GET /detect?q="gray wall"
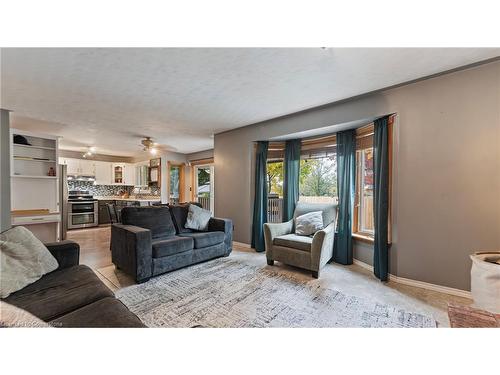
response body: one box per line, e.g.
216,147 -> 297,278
214,60 -> 500,291
1,109 -> 11,231
187,149 -> 214,161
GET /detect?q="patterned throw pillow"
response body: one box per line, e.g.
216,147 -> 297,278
185,204 -> 212,231
295,211 -> 324,236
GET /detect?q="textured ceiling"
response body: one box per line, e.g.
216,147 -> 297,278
1,48 -> 499,156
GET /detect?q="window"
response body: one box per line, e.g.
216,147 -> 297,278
266,160 -> 284,222
353,115 -> 393,242
299,155 -> 337,204
168,162 -> 185,205
262,116 -> 393,233
355,146 -> 374,235
169,166 -> 180,204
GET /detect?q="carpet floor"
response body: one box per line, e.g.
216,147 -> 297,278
116,257 -> 437,328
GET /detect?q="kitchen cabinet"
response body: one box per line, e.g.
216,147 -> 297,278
124,163 -> 136,186
94,161 -> 112,185
61,158 -> 80,175
98,200 -> 114,225
112,163 -> 125,184
135,164 -> 149,187
60,157 -> 95,175
79,159 -> 95,175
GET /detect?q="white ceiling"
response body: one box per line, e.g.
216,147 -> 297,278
1,48 -> 498,156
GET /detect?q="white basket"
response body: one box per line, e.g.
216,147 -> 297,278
470,251 -> 500,313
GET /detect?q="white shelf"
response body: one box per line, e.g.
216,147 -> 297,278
13,144 -> 56,151
13,157 -> 57,163
11,175 -> 58,179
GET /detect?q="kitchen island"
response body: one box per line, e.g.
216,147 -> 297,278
95,196 -> 162,225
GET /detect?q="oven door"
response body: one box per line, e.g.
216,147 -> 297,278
69,213 -> 96,228
68,202 -> 98,228
69,202 -> 96,214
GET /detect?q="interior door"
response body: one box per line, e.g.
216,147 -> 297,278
193,164 -> 214,212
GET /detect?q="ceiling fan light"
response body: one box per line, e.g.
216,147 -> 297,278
150,147 -> 157,155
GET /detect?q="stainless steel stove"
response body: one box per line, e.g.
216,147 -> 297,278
67,190 -> 98,229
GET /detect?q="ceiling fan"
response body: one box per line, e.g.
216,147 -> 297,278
141,137 -> 159,155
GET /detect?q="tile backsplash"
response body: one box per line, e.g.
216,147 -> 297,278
67,180 -> 160,197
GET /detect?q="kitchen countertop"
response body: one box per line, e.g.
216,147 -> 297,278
95,196 -> 161,202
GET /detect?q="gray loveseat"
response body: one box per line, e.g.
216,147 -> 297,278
111,205 -> 233,283
264,202 -> 337,278
3,240 -> 145,327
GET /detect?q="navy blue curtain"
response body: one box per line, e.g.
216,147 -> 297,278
334,130 -> 356,265
373,116 -> 390,281
251,141 -> 269,252
282,139 -> 301,222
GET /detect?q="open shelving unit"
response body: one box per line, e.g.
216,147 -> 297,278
10,129 -> 61,242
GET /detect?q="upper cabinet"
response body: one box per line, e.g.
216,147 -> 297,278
124,163 -> 136,186
112,163 -> 125,184
60,158 -> 95,176
135,164 -> 149,187
94,161 -> 112,185
59,157 -> 139,186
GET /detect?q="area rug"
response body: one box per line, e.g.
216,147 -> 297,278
116,258 -> 437,328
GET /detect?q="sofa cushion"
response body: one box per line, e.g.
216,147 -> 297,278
0,301 -> 51,328
169,204 -> 193,234
121,206 -> 176,239
3,265 -> 113,321
178,231 -> 225,249
274,234 -> 313,252
152,236 -> 193,258
51,297 -> 145,328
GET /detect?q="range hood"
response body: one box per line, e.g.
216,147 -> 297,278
67,175 -> 96,182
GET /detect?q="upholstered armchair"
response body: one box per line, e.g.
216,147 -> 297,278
264,202 -> 337,278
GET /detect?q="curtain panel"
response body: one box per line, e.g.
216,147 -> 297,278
282,139 -> 301,222
335,129 -> 356,265
251,141 -> 269,252
373,116 -> 390,281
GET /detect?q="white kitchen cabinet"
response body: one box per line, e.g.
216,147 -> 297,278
112,163 -> 125,184
79,159 -> 95,175
124,163 -> 136,186
94,161 -> 112,185
135,164 -> 149,187
60,157 -> 95,175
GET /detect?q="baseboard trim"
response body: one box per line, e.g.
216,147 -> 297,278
233,241 -> 252,249
231,244 -> 471,299
352,259 -> 471,299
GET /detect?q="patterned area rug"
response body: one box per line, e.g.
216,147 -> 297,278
116,258 -> 437,328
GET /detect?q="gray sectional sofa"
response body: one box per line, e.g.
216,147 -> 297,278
111,205 -> 233,283
3,240 -> 144,327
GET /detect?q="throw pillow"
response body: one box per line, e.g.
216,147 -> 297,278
0,301 -> 51,328
0,226 -> 59,298
185,204 -> 212,231
295,211 -> 324,236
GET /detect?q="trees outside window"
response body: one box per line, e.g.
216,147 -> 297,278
299,157 -> 337,199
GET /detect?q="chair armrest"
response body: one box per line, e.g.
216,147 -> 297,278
208,217 -> 233,255
311,222 -> 336,271
263,220 -> 293,258
111,224 -> 152,282
44,240 -> 80,270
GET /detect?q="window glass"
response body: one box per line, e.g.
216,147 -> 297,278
299,155 -> 338,204
358,147 -> 374,234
